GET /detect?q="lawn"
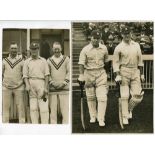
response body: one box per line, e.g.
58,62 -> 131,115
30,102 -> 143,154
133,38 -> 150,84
72,90 -> 153,133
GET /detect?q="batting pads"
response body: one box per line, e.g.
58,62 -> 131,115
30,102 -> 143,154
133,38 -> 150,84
128,91 -> 144,111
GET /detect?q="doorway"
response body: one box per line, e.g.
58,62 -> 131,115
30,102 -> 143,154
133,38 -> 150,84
40,34 -> 62,59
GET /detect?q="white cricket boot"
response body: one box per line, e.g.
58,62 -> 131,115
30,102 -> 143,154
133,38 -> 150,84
90,117 -> 96,123
123,117 -> 129,125
99,121 -> 105,127
128,111 -> 132,119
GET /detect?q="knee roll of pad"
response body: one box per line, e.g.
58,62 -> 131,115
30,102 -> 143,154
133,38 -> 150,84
87,96 -> 96,101
97,96 -> 107,102
30,106 -> 38,111
85,78 -> 95,88
30,109 -> 38,113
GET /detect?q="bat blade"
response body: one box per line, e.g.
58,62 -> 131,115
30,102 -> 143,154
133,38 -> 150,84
81,98 -> 86,130
118,98 -> 124,129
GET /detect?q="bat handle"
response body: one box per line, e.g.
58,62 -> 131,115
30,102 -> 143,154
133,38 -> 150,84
80,88 -> 84,98
77,79 -> 85,97
115,83 -> 121,98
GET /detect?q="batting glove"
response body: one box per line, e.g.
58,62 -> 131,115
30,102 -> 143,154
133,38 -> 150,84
115,75 -> 122,85
141,75 -> 145,82
77,74 -> 85,88
78,74 -> 85,82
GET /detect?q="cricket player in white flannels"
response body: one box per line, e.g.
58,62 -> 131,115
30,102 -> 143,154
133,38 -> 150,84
23,42 -> 49,124
78,30 -> 109,127
113,26 -> 145,125
2,42 -> 25,123
47,42 -> 70,124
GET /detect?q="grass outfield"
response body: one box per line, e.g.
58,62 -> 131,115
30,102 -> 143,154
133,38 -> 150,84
72,90 -> 153,133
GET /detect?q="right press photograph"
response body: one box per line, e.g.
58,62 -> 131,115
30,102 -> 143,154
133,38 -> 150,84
72,21 -> 153,133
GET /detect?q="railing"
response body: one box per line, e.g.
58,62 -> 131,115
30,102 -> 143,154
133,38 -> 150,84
142,55 -> 153,89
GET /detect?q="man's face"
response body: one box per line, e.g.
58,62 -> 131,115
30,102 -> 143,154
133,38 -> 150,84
91,36 -> 100,47
10,44 -> 18,57
30,48 -> 39,58
122,32 -> 131,43
53,44 -> 62,58
109,40 -> 113,44
104,27 -> 109,32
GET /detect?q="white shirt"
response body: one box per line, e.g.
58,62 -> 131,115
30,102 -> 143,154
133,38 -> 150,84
78,43 -> 109,70
113,40 -> 144,72
23,56 -> 49,79
3,55 -> 24,89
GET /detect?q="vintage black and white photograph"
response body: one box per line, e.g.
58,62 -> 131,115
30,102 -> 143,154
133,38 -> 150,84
1,28 -> 70,125
72,21 -> 153,133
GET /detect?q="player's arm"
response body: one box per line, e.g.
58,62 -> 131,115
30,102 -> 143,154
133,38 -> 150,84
113,46 -> 120,74
104,46 -> 110,75
63,57 -> 70,85
79,64 -> 84,74
2,59 -> 5,80
23,60 -> 31,91
113,46 -> 122,84
137,43 -> 145,82
44,75 -> 49,93
44,60 -> 50,93
78,48 -> 86,81
56,57 -> 70,89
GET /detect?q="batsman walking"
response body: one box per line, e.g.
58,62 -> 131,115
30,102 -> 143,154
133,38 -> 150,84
78,30 -> 109,127
113,26 -> 145,125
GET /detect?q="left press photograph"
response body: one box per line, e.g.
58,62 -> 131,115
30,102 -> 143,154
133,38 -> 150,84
1,28 -> 70,125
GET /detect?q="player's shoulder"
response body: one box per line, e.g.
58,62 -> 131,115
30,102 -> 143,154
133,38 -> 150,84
47,56 -> 52,61
23,57 -> 31,65
81,43 -> 92,51
131,40 -> 140,47
3,57 -> 8,65
25,57 -> 31,62
99,43 -> 107,50
39,56 -> 47,62
117,41 -> 124,47
114,41 -> 123,50
63,55 -> 69,59
3,56 -> 9,61
64,55 -> 70,63
22,58 -> 29,66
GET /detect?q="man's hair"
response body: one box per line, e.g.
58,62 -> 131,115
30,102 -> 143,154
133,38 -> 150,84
52,41 -> 62,47
10,41 -> 18,46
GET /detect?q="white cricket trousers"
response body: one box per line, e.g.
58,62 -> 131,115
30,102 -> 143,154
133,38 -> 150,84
120,66 -> 142,118
49,94 -> 69,124
29,79 -> 49,124
2,85 -> 25,123
84,68 -> 108,122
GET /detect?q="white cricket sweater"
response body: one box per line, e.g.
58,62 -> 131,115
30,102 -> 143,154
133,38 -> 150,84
2,55 -> 24,89
47,55 -> 70,94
